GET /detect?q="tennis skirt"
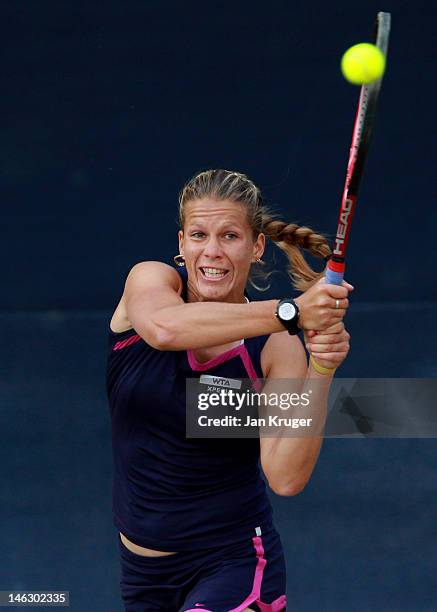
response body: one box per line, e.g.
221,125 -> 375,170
118,526 -> 287,611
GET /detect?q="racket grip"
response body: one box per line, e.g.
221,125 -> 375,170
325,261 -> 345,286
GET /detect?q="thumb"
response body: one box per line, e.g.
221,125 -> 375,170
342,280 -> 354,291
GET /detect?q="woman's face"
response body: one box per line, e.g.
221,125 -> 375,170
178,198 -> 265,303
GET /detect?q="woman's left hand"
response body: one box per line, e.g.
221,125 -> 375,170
304,321 -> 350,370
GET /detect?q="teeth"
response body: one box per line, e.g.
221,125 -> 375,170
202,267 -> 226,276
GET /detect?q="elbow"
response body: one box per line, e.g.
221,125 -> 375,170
140,319 -> 176,351
150,326 -> 175,351
151,329 -> 175,351
146,317 -> 179,351
269,479 -> 308,497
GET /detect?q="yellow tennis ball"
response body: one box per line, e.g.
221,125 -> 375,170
341,43 -> 385,85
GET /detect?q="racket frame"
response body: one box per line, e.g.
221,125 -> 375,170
325,11 -> 391,285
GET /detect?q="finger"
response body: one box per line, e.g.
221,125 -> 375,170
306,329 -> 346,342
323,284 -> 350,299
311,351 -> 348,363
332,297 -> 349,310
323,321 -> 345,334
329,311 -> 346,324
318,320 -> 344,332
314,313 -> 344,333
307,341 -> 350,353
342,280 -> 354,291
307,333 -> 348,345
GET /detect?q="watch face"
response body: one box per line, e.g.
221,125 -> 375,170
278,302 -> 296,321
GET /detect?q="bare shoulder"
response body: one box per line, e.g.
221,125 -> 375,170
110,261 -> 183,333
260,330 -> 307,378
125,261 -> 182,288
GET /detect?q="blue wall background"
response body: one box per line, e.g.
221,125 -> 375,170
3,0 -> 436,308
1,1 -> 436,610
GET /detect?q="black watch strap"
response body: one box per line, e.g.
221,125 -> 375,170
275,298 -> 300,335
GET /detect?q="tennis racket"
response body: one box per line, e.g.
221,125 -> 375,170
325,11 -> 391,285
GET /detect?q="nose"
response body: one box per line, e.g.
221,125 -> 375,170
202,236 -> 223,259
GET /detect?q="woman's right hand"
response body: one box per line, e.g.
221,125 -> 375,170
304,321 -> 351,370
294,276 -> 354,331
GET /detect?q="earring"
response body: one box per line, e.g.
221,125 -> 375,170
173,254 -> 185,267
253,258 -> 262,263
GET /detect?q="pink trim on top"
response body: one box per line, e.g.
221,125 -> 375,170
187,341 -> 244,371
113,334 -> 142,351
240,344 -> 263,392
187,342 -> 263,392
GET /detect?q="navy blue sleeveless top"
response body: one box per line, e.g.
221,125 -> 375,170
106,266 -> 274,552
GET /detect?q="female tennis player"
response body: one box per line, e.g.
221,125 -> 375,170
106,169 -> 352,611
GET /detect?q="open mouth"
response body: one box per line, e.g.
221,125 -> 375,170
199,267 -> 229,280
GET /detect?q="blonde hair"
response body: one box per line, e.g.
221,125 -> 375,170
178,169 -> 331,292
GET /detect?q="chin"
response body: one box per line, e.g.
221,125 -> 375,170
197,279 -> 231,299
199,287 -> 228,301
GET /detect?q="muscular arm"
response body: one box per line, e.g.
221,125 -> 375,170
121,260 -> 350,350
259,331 -> 333,496
123,261 -> 285,350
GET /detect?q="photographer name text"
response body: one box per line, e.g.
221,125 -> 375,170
198,415 -> 313,428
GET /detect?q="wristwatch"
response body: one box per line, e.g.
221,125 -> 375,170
275,298 -> 300,335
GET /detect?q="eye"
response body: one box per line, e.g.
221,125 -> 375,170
191,231 -> 205,239
224,233 -> 238,240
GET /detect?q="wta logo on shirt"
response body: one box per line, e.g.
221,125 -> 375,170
199,374 -> 242,392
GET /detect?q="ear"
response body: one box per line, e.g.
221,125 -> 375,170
178,230 -> 184,255
253,232 -> 265,260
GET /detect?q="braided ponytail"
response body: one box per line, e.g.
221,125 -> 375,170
261,213 -> 332,292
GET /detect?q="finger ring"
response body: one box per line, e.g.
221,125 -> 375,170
335,299 -> 340,309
